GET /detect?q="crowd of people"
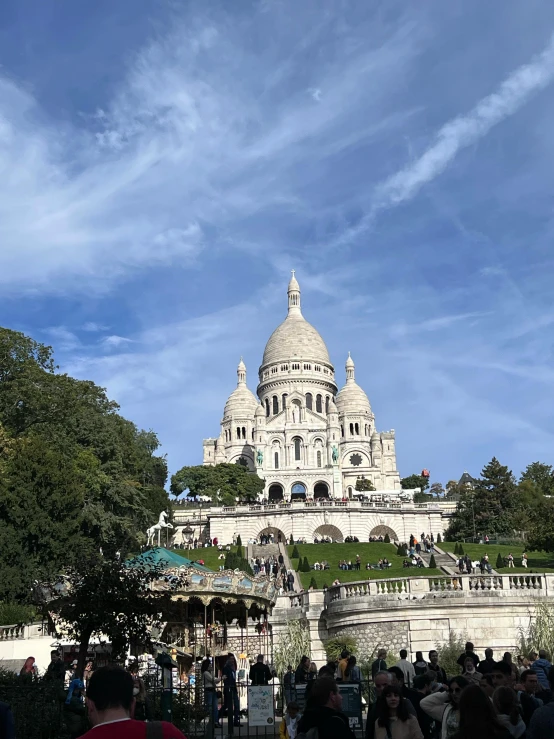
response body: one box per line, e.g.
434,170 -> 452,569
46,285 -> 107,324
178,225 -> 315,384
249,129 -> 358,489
280,642 -> 554,739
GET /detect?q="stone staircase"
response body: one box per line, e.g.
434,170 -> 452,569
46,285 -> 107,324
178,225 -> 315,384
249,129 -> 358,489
417,545 -> 456,574
251,542 -> 280,560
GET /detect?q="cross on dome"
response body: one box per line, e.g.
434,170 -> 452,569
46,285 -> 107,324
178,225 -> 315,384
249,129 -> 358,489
287,269 -> 301,315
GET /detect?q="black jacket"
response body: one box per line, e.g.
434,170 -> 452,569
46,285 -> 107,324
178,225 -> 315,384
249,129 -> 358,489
249,662 -> 272,686
456,651 -> 480,668
298,706 -> 355,739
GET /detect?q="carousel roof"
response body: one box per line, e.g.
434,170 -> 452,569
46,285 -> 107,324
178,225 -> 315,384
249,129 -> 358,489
131,547 -> 213,572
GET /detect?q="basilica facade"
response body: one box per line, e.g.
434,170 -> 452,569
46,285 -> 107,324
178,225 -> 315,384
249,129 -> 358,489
203,273 -> 400,500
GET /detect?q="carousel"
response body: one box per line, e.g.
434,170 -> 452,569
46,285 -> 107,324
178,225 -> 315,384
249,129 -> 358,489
141,548 -> 277,667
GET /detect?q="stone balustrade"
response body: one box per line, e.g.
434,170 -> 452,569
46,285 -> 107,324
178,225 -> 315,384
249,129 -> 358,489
322,573 -> 554,607
0,624 -> 25,640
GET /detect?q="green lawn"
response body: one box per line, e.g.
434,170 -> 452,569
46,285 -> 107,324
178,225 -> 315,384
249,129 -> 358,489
439,542 -> 554,573
174,546 -> 229,571
287,542 -> 441,588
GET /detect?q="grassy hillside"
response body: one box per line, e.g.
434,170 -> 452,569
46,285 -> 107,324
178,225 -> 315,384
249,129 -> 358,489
287,542 -> 441,588
440,542 -> 554,573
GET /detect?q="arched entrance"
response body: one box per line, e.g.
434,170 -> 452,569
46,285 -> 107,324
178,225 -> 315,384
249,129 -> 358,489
268,483 -> 284,502
369,525 -> 398,541
313,524 -> 343,543
258,527 -> 286,545
313,481 -> 330,499
290,482 -> 307,500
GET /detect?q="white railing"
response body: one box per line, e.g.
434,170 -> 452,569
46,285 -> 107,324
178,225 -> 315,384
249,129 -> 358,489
0,624 -> 26,640
319,573 -> 554,608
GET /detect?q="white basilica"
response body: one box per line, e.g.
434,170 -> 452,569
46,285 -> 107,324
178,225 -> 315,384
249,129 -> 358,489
203,273 -> 401,500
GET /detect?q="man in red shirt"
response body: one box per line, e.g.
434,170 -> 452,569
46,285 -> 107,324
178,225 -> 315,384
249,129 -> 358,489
81,664 -> 187,739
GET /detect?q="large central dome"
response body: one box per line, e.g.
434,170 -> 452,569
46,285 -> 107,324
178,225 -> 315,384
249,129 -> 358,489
261,272 -> 331,367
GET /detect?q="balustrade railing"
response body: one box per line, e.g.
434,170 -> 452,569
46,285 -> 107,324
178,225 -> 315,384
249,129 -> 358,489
0,624 -> 25,640
315,572 -> 554,609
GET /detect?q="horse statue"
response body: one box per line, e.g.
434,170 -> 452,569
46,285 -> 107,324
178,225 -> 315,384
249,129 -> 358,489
146,510 -> 174,547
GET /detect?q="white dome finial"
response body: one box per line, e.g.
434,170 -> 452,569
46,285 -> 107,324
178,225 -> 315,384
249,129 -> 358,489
237,357 -> 246,385
287,270 -> 301,315
345,352 -> 355,381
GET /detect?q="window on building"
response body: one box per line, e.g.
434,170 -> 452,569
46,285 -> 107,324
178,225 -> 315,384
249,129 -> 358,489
292,363 -> 300,370
252,429 -> 255,440
265,399 -> 270,417
306,393 -> 313,410
294,437 -> 301,461
349,423 -> 354,435
314,365 -> 321,372
304,363 -> 311,370
274,452 -> 279,469
282,394 -> 288,411
316,394 -> 322,413
242,427 -> 246,439
272,396 -> 279,415
354,423 -> 359,435
236,427 -> 241,439
317,450 -> 322,468
325,396 -> 330,414
341,425 -> 344,437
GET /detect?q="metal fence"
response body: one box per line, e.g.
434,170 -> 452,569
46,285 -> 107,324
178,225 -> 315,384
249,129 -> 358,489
144,675 -> 373,739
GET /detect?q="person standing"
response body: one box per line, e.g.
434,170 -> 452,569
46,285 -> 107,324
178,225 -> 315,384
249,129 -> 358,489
461,657 -> 483,686
518,670 -> 543,727
454,683 -> 512,739
531,651 -> 552,692
344,656 -> 361,683
202,658 -> 221,728
19,656 -> 37,679
413,652 -> 428,676
80,664 -> 186,738
479,649 -> 496,676
295,656 -> 310,685
456,642 -> 480,670
428,650 -> 447,684
297,677 -> 355,739
372,650 -> 388,679
493,687 -> 526,738
223,653 -> 241,727
420,676 -> 469,739
45,650 -> 66,682
374,685 -> 423,739
527,665 -> 554,739
250,654 -> 272,686
337,650 -> 350,682
396,650 -> 416,688
283,665 -> 295,706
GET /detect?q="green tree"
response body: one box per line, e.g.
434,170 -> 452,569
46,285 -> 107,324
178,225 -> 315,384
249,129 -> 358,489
46,553 -> 180,677
446,458 -> 518,541
236,534 -> 242,547
273,620 -> 311,676
527,498 -> 554,552
437,533 -> 442,543
170,463 -> 264,506
520,462 -> 554,497
429,482 -> 445,498
384,533 -> 391,544
302,557 -> 310,572
291,545 -> 300,559
401,473 -> 430,492
355,477 -> 375,492
496,552 -> 504,569
429,554 -> 437,569
414,492 -> 433,504
309,577 -> 317,589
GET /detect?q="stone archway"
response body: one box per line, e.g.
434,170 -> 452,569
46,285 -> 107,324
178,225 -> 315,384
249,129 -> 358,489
258,526 -> 287,544
268,483 -> 284,502
313,481 -> 330,499
369,525 -> 398,541
313,524 -> 343,543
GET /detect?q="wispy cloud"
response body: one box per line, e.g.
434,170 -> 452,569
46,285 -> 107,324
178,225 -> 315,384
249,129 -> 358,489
374,33 -> 554,210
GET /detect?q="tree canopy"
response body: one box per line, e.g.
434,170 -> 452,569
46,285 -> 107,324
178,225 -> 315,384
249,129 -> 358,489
355,477 -> 375,492
401,473 -> 429,491
0,327 -> 170,602
170,462 -> 265,506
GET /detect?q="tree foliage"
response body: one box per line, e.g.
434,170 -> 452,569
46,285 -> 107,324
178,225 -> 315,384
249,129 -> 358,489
355,477 -> 375,492
0,327 -> 170,602
324,635 -> 358,661
429,482 -> 445,498
446,458 -> 518,541
401,473 -> 429,492
170,463 -> 265,506
45,553 -> 178,677
273,620 -> 311,676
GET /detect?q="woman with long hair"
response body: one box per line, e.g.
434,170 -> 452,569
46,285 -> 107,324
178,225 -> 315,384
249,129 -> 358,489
492,687 -> 525,739
374,685 -> 422,739
452,684 -> 512,739
420,676 -> 469,739
344,656 -> 361,682
19,657 -> 36,679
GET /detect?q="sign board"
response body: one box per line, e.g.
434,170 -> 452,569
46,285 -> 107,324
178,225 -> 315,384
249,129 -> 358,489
337,683 -> 363,730
293,683 -> 307,712
248,686 -> 275,727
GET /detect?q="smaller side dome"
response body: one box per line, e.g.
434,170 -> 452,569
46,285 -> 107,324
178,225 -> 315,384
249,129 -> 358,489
254,403 -> 265,418
223,358 -> 258,418
335,353 -> 372,415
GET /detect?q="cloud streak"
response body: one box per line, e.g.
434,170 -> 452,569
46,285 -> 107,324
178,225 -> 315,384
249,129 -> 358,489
373,32 -> 554,209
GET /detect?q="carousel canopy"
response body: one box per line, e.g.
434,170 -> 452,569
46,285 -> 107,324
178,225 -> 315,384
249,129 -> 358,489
130,547 -> 213,572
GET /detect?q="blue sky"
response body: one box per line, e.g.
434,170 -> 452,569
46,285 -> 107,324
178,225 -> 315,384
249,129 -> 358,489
2,1 -> 554,485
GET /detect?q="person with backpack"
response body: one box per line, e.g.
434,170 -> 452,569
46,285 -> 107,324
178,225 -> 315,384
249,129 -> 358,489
80,664 -> 186,738
296,676 -> 355,739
